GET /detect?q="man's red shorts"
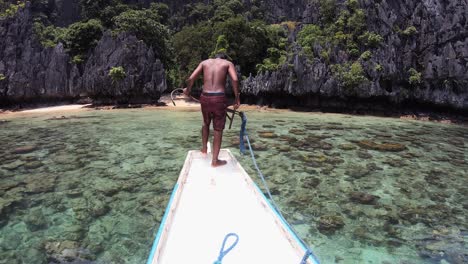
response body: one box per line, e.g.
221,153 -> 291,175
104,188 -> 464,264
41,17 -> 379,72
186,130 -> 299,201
200,93 -> 227,131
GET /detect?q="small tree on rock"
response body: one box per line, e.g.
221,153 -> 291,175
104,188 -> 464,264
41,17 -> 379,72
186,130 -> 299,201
108,66 -> 126,84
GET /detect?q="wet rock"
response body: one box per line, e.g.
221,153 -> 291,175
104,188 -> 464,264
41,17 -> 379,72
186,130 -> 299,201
338,144 -> 356,150
0,120 -> 10,125
44,240 -> 94,263
276,145 -> 291,152
356,151 -> 373,159
12,145 -> 38,154
2,160 -> 25,171
270,174 -> 288,184
325,156 -> 344,165
350,192 -> 380,204
383,158 -> 407,168
345,165 -> 370,179
24,208 -> 47,231
357,140 -> 407,152
21,248 -> 46,263
24,175 -> 56,193
252,142 -> 268,151
19,155 -> 38,162
0,197 -> 14,218
95,181 -> 120,196
317,215 -> 345,234
366,163 -> 381,171
301,177 -> 321,188
89,199 -> 110,217
258,131 -> 278,138
319,141 -> 333,150
23,161 -> 44,170
289,128 -> 306,135
0,180 -> 20,193
65,189 -> 82,198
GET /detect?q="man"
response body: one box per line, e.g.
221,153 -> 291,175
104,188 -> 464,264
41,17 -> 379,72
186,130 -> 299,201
183,53 -> 240,167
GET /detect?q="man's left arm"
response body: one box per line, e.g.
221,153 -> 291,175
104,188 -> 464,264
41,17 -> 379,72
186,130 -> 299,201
227,62 -> 240,110
183,63 -> 203,96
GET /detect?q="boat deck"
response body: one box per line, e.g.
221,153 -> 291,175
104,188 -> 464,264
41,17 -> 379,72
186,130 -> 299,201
148,149 -> 316,264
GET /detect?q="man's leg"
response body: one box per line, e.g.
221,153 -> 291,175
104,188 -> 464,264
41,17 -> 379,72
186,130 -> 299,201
212,129 -> 227,167
201,123 -> 209,154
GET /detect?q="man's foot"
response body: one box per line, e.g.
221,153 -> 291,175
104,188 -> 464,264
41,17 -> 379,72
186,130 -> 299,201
201,148 -> 207,154
211,159 -> 227,167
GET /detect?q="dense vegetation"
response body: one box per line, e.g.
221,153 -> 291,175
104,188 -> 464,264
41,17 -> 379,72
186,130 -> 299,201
297,0 -> 383,91
29,0 -> 291,89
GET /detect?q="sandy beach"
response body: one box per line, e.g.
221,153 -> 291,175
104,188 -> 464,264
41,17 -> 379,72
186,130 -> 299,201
1,95 -> 465,126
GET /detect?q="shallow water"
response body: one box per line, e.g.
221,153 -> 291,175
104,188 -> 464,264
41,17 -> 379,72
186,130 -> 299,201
0,109 -> 466,263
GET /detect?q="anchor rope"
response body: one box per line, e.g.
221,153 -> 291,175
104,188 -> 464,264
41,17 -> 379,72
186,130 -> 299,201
239,114 -> 320,264
213,233 -> 239,264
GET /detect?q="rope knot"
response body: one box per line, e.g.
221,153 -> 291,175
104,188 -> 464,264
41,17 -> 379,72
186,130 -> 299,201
213,233 -> 239,264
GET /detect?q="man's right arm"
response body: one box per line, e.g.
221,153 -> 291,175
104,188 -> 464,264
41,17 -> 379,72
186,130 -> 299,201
227,62 -> 240,109
183,62 -> 203,96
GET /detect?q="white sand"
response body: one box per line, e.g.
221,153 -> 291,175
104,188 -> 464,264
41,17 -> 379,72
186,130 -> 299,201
20,104 -> 92,113
159,94 -> 200,107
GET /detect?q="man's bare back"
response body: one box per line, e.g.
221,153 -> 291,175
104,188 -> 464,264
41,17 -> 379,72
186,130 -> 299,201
183,54 -> 240,167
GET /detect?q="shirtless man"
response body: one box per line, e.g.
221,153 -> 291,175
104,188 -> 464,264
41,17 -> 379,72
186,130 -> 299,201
183,53 -> 240,167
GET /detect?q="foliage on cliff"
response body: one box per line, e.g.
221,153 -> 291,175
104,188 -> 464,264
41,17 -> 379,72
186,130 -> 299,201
29,0 -> 287,88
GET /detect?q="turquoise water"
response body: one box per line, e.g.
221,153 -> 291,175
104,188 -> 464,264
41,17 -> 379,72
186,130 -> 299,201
0,108 -> 466,263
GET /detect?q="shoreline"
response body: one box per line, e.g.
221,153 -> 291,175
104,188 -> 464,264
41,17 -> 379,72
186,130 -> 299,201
1,100 -> 467,126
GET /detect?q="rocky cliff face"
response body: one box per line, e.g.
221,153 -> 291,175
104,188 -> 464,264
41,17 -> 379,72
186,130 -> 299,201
242,0 -> 468,113
0,3 -> 166,106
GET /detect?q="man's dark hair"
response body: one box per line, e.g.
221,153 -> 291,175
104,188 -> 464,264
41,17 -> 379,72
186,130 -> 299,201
214,52 -> 228,59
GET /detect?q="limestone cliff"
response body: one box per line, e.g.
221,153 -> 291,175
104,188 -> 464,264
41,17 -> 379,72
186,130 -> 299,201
0,3 -> 166,106
242,0 -> 468,112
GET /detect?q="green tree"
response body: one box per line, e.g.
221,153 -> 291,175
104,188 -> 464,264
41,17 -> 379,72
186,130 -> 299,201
332,61 -> 369,89
211,35 -> 230,57
34,22 -> 66,48
108,66 -> 126,84
63,19 -> 103,57
0,0 -> 25,18
408,68 -> 422,85
402,26 -> 417,36
113,7 -> 172,66
319,0 -> 337,23
214,17 -> 271,75
173,22 -> 215,83
358,31 -> 383,47
359,50 -> 372,61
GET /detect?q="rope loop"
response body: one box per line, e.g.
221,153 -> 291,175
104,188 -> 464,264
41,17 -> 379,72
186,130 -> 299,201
214,233 -> 239,264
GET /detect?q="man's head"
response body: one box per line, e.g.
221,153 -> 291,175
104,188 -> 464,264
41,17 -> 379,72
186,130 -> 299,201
214,52 -> 228,60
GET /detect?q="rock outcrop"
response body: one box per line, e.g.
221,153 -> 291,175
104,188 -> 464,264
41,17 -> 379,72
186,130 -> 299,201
242,0 -> 468,113
0,3 -> 166,107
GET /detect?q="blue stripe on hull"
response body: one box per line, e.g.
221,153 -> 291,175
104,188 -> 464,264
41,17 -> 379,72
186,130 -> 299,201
252,183 -> 321,264
146,183 -> 180,264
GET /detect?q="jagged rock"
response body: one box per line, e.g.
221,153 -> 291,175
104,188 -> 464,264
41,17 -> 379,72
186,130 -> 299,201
12,145 -> 38,154
258,131 -> 278,138
350,191 -> 380,205
317,215 -> 345,234
301,177 -> 320,188
82,31 -> 167,104
345,164 -> 371,179
241,0 -> 468,112
338,144 -> 357,150
24,208 -> 47,231
0,3 -> 166,106
357,140 -> 407,152
24,175 -> 56,193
